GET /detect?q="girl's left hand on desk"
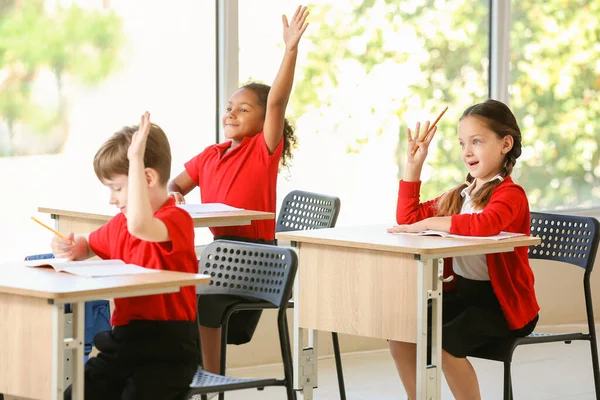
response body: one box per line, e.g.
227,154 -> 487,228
388,220 -> 427,233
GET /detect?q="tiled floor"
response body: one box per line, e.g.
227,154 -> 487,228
5,333 -> 598,399
220,340 -> 598,399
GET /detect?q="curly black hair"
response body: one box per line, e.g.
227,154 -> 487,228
240,82 -> 298,169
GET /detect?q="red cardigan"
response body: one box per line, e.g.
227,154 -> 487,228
396,177 -> 539,330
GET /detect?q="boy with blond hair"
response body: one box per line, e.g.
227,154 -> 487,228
52,113 -> 199,400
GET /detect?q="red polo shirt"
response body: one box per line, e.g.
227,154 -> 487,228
89,197 -> 198,326
184,132 -> 283,241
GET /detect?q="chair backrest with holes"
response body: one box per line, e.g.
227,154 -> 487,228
276,190 -> 341,232
529,212 -> 600,271
197,240 -> 298,308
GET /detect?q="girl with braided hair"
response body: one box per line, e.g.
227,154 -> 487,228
387,99 -> 539,400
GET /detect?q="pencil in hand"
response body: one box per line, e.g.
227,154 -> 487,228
409,106 -> 448,157
31,217 -> 75,245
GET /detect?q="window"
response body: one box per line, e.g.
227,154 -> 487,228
238,0 -> 490,225
510,1 -> 600,210
0,0 -> 216,261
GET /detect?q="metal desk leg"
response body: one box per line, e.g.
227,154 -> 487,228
69,302 -> 85,399
293,248 -> 318,400
64,312 -> 74,390
55,302 -> 85,400
416,258 -> 444,400
52,303 -> 66,400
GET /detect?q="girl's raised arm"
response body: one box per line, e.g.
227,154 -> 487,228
263,5 -> 309,153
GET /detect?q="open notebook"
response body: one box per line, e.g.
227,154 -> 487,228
392,230 -> 525,241
23,259 -> 160,278
178,203 -> 242,215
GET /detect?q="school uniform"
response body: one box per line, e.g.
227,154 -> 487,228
396,176 -> 540,357
185,131 -> 282,241
65,197 -> 200,400
185,132 -> 283,344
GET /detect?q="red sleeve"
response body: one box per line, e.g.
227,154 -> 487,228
184,149 -> 210,187
396,180 -> 441,224
450,184 -> 527,236
255,131 -> 283,165
154,205 -> 196,269
88,214 -> 123,259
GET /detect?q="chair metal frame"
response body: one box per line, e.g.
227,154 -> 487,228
187,240 -> 298,400
470,212 -> 600,400
213,190 -> 346,399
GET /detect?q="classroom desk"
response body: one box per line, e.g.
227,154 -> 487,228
38,206 -> 275,234
0,265 -> 210,400
276,224 -> 540,400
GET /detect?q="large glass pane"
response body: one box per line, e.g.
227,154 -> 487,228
239,0 -> 489,225
0,0 -> 216,261
510,1 -> 600,210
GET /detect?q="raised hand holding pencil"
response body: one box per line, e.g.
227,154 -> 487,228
403,108 -> 444,182
409,106 -> 448,158
406,120 -> 437,167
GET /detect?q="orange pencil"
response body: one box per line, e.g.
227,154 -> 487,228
410,106 -> 448,157
31,217 -> 74,244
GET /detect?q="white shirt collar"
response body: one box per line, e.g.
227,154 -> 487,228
460,174 -> 504,198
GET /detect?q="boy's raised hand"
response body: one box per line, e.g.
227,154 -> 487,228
128,112 -> 151,161
282,5 -> 309,51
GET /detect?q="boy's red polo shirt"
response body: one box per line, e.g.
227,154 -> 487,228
89,197 -> 197,326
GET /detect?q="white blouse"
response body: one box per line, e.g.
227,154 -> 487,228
452,175 -> 504,281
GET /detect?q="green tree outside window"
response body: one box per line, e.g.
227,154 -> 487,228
0,0 -> 124,156
291,0 -> 600,210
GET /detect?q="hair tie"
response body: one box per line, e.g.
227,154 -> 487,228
497,175 -> 504,182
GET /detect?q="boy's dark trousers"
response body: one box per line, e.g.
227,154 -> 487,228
64,320 -> 200,400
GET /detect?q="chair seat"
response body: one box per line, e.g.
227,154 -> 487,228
470,331 -> 587,362
187,368 -> 279,395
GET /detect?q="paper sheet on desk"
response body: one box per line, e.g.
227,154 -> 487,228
178,203 -> 243,214
20,259 -> 160,277
392,230 -> 525,240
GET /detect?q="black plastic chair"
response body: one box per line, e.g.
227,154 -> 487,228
275,190 -> 341,233
470,212 -> 600,400
213,190 -> 346,399
186,240 -> 298,400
